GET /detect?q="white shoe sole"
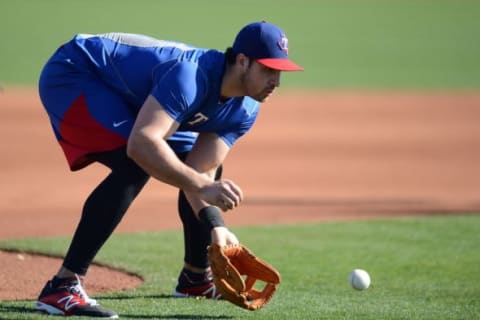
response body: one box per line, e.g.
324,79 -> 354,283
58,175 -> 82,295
172,289 -> 221,299
172,290 -> 190,298
35,301 -> 65,315
35,301 -> 119,319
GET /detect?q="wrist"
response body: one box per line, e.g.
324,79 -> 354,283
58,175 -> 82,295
189,172 -> 212,194
198,206 -> 225,231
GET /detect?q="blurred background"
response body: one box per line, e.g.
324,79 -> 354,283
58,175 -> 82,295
1,0 -> 480,88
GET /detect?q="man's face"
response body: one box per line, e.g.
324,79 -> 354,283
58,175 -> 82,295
241,60 -> 281,103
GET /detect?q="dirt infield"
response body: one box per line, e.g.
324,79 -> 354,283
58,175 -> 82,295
1,87 -> 479,300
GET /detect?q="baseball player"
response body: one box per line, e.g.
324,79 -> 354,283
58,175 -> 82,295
35,21 -> 303,318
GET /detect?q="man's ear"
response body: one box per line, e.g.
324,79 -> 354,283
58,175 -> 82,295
236,53 -> 250,70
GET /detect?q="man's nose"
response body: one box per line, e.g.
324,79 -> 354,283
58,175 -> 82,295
270,72 -> 281,87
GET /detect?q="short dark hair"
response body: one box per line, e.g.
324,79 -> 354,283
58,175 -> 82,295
224,47 -> 254,67
224,47 -> 237,66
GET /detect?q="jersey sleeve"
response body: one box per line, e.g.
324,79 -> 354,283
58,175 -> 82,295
151,61 -> 208,123
217,99 -> 260,147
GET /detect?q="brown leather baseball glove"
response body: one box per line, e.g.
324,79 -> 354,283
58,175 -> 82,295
208,243 -> 281,310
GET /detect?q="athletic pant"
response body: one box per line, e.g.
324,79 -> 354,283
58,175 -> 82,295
62,147 -> 220,275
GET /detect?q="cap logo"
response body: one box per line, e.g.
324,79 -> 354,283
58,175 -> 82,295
277,34 -> 289,55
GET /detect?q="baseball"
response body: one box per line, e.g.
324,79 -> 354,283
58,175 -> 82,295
349,269 -> 371,290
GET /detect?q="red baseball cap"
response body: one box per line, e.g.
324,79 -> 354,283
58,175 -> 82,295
232,21 -> 304,72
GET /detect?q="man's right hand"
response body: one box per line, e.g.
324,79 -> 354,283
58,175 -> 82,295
199,179 -> 243,211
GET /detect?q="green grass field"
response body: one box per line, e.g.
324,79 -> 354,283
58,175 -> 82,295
1,0 -> 480,88
1,0 -> 480,319
1,215 -> 479,319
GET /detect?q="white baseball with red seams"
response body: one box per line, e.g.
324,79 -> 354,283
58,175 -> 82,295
349,269 -> 371,290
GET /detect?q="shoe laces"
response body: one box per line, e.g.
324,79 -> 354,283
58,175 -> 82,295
65,275 -> 98,306
206,269 -> 213,282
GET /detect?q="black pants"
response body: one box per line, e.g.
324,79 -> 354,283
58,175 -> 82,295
63,147 -> 220,275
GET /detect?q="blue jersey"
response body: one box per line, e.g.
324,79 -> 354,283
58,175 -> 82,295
59,33 -> 259,151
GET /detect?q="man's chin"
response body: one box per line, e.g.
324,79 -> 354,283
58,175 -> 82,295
248,94 -> 270,103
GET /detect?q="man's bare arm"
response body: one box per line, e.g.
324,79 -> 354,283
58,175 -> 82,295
127,95 -> 242,210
